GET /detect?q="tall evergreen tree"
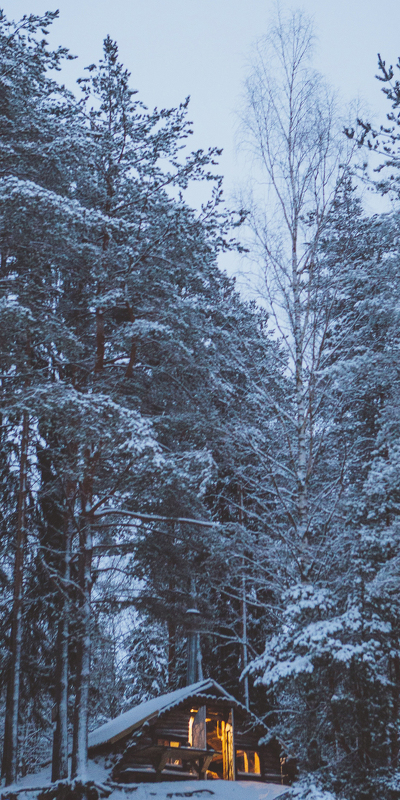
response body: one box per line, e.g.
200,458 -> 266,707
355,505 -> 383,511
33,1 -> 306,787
0,13 -> 286,782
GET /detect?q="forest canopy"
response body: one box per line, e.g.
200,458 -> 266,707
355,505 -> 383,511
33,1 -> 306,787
1,7 -> 400,800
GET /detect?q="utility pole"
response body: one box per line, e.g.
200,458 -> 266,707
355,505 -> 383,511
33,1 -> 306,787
186,607 -> 203,686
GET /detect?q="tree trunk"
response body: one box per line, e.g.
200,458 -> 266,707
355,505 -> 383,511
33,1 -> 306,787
238,490 -> 249,709
240,573 -> 249,710
125,302 -> 137,379
167,618 -> 176,689
95,308 -> 105,373
292,243 -> 308,541
51,502 -> 73,782
390,650 -> 399,768
71,520 -> 93,779
2,411 -> 29,785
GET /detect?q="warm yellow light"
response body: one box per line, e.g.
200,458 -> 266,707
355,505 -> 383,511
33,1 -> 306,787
170,741 -> 180,748
188,716 -> 194,746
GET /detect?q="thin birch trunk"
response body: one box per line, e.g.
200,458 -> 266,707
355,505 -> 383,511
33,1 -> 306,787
167,618 -> 176,689
2,411 -> 29,785
243,9 -> 353,559
51,501 -> 73,782
292,238 -> 308,541
238,491 -> 249,709
71,519 -> 93,779
240,573 -> 249,710
95,308 -> 105,373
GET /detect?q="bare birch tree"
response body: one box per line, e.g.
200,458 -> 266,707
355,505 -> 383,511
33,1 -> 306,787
241,6 -> 355,555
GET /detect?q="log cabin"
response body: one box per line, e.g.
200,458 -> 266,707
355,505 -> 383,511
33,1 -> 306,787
88,678 -> 294,787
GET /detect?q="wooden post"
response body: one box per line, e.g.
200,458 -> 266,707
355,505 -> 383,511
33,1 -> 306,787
222,711 -> 235,781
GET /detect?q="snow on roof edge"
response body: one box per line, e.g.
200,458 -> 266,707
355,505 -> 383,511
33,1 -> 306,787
88,679 -> 227,750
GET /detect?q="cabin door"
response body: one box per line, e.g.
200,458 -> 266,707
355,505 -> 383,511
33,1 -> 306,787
222,711 -> 235,781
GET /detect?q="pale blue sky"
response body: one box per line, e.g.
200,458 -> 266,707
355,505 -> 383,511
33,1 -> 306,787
2,0 -> 400,274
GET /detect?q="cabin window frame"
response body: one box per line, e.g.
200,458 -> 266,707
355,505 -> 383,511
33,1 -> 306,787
235,748 -> 261,777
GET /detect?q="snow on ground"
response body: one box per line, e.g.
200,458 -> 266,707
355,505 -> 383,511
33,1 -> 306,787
0,759 -> 110,799
0,759 -> 291,800
105,780 -> 291,800
1,777 -> 290,800
291,782 -> 345,800
0,753 -> 347,800
1,763 -> 52,792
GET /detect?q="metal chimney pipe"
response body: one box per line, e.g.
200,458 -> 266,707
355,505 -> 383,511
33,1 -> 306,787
186,607 -> 203,686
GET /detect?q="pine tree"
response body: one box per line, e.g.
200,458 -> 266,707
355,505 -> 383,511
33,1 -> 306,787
0,10 -> 88,783
0,17 -> 285,781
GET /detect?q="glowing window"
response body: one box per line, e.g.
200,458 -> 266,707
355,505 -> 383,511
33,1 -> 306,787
236,749 -> 261,774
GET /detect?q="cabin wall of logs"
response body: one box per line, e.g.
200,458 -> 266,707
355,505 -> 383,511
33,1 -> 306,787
90,696 -> 293,786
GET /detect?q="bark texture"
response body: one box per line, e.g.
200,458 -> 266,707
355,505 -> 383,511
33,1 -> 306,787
52,500 -> 73,781
2,411 -> 29,785
71,521 -> 93,779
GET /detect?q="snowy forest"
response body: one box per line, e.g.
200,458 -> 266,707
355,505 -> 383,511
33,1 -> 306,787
1,6 -> 400,800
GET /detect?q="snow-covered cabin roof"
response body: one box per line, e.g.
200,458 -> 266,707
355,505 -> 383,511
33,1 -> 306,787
88,679 -> 235,750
